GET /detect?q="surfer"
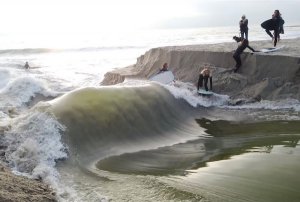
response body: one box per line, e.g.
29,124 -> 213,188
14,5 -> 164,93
159,63 -> 169,72
24,61 -> 30,69
261,10 -> 284,47
232,36 -> 256,73
239,15 -> 248,40
197,67 -> 212,91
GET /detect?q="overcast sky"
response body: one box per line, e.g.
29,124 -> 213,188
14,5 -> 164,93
0,0 -> 299,33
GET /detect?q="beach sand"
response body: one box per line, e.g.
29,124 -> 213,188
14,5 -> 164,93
0,164 -> 56,202
101,37 -> 300,102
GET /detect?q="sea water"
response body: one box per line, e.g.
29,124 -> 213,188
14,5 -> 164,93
0,25 -> 300,202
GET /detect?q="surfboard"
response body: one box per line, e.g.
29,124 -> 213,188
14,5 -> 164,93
261,18 -> 284,30
198,89 -> 213,96
259,45 -> 284,53
149,71 -> 175,84
261,19 -> 275,30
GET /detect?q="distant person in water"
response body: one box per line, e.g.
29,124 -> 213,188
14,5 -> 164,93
232,36 -> 256,73
159,63 -> 169,73
197,67 -> 212,91
239,15 -> 248,40
261,10 -> 284,47
24,61 -> 30,69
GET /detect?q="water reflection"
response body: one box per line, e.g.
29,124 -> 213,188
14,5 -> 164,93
96,119 -> 300,175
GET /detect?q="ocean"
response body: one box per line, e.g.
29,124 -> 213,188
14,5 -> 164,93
1,24 -> 300,202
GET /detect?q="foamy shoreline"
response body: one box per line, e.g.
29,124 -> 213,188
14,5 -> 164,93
101,37 -> 300,101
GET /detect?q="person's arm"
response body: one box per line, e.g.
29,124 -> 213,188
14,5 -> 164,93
247,45 -> 256,52
209,76 -> 212,91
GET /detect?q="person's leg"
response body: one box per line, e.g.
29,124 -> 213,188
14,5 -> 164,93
245,30 -> 248,40
274,29 -> 279,47
197,74 -> 204,90
241,31 -> 244,39
233,53 -> 241,72
203,76 -> 209,91
265,29 -> 273,38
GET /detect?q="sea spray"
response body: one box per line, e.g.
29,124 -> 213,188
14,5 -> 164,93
0,68 -> 11,89
2,106 -> 68,192
0,76 -> 60,112
223,98 -> 300,111
163,81 -> 229,107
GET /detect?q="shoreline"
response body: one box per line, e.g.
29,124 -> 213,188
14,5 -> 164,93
101,37 -> 300,102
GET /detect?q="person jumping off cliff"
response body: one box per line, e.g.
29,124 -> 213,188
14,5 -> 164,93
261,10 -> 285,47
232,36 -> 256,73
197,67 -> 212,91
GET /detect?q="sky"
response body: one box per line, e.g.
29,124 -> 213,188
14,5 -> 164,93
0,0 -> 299,34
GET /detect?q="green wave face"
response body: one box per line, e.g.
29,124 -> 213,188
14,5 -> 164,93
50,84 -> 205,167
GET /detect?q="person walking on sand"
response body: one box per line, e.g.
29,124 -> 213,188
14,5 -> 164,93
197,67 -> 212,91
232,36 -> 256,73
239,15 -> 248,40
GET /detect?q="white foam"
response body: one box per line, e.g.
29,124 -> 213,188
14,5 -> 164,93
164,81 -> 229,107
118,79 -> 300,113
3,109 -> 67,192
224,99 -> 300,112
0,69 -> 11,89
0,76 -> 59,110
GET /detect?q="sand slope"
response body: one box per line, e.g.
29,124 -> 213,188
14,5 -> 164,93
101,38 -> 300,101
0,164 -> 56,202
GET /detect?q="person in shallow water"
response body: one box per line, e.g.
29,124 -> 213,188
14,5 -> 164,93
24,61 -> 30,69
232,36 -> 256,73
197,67 -> 212,91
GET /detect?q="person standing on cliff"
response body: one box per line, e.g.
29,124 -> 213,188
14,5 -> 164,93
239,15 -> 248,40
197,67 -> 212,91
232,36 -> 256,73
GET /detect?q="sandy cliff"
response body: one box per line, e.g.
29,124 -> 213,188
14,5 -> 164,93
101,38 -> 300,101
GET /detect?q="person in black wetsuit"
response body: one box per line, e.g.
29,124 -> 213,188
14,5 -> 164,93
24,61 -> 30,69
232,36 -> 256,73
197,67 -> 212,91
239,15 -> 248,40
158,62 -> 169,73
273,10 -> 284,46
261,10 -> 284,47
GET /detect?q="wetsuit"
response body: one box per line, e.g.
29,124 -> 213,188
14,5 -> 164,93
197,74 -> 212,91
240,19 -> 248,39
233,37 -> 255,72
261,16 -> 284,47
